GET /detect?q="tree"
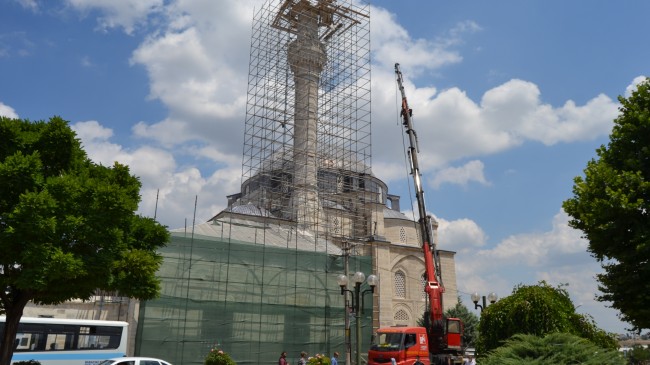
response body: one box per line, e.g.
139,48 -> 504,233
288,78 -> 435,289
480,332 -> 625,365
626,344 -> 650,365
476,282 -> 618,355
563,77 -> 650,331
0,116 -> 169,365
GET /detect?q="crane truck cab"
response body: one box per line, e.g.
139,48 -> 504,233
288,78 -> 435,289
368,319 -> 464,365
368,327 -> 429,365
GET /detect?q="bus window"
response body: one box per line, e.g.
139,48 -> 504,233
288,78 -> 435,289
46,334 -> 68,350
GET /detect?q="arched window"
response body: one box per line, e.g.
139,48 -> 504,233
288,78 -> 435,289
394,270 -> 406,298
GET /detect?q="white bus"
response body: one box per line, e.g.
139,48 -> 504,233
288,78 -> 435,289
1,316 -> 128,365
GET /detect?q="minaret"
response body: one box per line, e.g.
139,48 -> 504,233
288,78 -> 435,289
239,0 -> 371,234
286,1 -> 327,228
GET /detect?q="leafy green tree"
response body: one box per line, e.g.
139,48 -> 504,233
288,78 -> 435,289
0,116 -> 169,365
626,344 -> 650,365
480,332 -> 624,365
563,77 -> 650,331
476,282 -> 617,355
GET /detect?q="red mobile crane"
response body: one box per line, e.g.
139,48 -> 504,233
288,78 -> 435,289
367,64 -> 463,365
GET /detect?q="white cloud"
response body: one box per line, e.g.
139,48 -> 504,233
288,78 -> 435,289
481,209 -> 587,267
128,1 -> 256,151
16,0 -> 39,12
372,74 -> 619,184
64,0 -> 163,34
451,209 -> 625,331
437,217 -> 488,252
73,120 -> 113,141
431,160 -> 489,188
72,119 -> 241,228
483,79 -> 619,146
370,8 -> 479,73
0,102 -> 19,118
625,75 -> 648,97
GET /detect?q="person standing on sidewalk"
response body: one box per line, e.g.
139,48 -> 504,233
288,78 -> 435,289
298,352 -> 308,365
279,351 -> 289,365
331,352 -> 339,365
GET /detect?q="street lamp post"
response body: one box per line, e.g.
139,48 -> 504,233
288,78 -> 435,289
471,292 -> 498,312
337,272 -> 378,365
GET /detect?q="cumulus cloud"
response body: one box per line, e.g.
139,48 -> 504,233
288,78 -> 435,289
481,210 -> 588,267
64,0 -> 163,34
482,79 -> 619,145
437,217 -> 488,252
431,160 -> 489,188
370,7 -> 479,73
372,74 -> 619,184
128,1 -> 256,152
625,75 -> 648,97
453,210 -> 599,313
72,120 -> 241,228
0,102 -> 19,118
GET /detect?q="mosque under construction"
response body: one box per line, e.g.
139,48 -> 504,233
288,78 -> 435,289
24,1 -> 460,365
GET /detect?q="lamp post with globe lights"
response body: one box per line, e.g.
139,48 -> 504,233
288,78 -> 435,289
337,272 -> 378,365
471,292 -> 498,312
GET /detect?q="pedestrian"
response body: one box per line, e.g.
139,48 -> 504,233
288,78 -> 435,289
331,352 -> 339,365
469,356 -> 475,365
279,351 -> 289,365
413,355 -> 424,365
298,351 -> 308,365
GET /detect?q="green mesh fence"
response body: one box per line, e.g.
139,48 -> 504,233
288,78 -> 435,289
135,232 -> 372,365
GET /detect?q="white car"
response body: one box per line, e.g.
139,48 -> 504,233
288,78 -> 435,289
98,357 -> 173,365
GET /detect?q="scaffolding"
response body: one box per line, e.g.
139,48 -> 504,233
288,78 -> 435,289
238,0 -> 374,241
135,2 -> 378,364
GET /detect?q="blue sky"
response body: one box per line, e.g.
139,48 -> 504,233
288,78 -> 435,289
2,0 -> 649,334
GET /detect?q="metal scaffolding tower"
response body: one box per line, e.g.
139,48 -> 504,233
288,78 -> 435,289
238,0 -> 374,241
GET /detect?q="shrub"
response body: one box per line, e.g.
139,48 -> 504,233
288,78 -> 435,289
205,348 -> 236,365
307,354 -> 330,365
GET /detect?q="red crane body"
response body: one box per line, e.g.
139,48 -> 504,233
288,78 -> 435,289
367,64 -> 463,365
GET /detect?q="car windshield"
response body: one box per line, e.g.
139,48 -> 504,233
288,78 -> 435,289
370,332 -> 403,351
98,361 -> 116,365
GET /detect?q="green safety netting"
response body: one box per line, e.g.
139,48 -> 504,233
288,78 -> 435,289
135,230 -> 372,365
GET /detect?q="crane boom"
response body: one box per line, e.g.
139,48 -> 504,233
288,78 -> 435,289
368,64 -> 464,365
395,63 -> 445,323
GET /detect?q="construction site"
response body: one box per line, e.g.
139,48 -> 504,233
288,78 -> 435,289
128,0 -> 457,364
25,1 -> 460,364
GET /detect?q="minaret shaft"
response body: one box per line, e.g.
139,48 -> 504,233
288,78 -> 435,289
287,4 -> 326,226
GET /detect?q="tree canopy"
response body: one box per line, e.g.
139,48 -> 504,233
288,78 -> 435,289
480,332 -> 624,365
475,282 -> 617,355
0,116 -> 169,365
563,77 -> 650,330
